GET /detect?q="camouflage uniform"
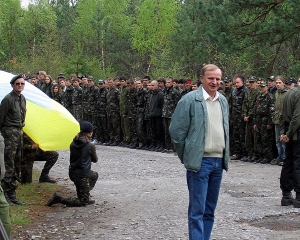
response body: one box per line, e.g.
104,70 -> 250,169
106,86 -> 121,143
136,87 -> 148,146
95,87 -> 109,143
82,84 -> 90,120
144,89 -> 154,147
162,86 -> 180,150
72,86 -> 83,122
253,92 -> 275,162
232,85 -> 248,157
120,86 -> 131,143
242,88 -> 260,159
84,85 -> 99,126
64,85 -> 74,113
0,91 -> 26,193
21,133 -> 58,184
127,87 -> 138,146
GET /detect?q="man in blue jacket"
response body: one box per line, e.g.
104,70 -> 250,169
169,64 -> 230,240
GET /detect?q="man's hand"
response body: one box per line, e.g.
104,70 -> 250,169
244,116 -> 249,122
267,124 -> 272,129
253,124 -> 257,131
280,134 -> 290,143
32,143 -> 39,149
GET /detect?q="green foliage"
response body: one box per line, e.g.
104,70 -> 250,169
0,0 -> 299,77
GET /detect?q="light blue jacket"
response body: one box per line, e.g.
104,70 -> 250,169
169,86 -> 230,172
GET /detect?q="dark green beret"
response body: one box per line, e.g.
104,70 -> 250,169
10,74 -> 24,84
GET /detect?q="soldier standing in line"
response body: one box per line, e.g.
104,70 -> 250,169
253,80 -> 275,164
162,77 -> 181,153
127,79 -> 139,149
271,76 -> 288,166
268,76 -> 277,94
231,74 -> 248,160
81,75 -> 89,120
143,82 -> 155,150
64,79 -> 74,114
149,80 -> 164,152
21,133 -> 58,184
242,76 -> 261,162
135,78 -> 148,149
105,77 -> 121,146
71,78 -> 83,122
0,74 -> 26,205
119,77 -> 131,147
95,79 -> 109,144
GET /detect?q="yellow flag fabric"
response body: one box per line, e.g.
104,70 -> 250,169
0,70 -> 79,151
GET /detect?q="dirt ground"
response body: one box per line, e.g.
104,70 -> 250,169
13,145 -> 300,240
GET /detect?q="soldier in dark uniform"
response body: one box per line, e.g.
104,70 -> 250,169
135,79 -> 148,149
127,79 -> 138,148
268,76 -> 277,94
162,77 -> 180,152
81,75 -> 89,121
64,79 -> 74,113
47,121 -> 98,207
143,82 -> 155,150
119,77 -> 131,146
72,78 -> 83,122
21,133 -> 58,184
85,77 -> 99,141
253,81 -> 275,164
231,74 -> 248,160
105,77 -> 121,146
242,76 -> 261,162
0,74 -> 26,205
149,80 -> 164,152
95,79 -> 109,144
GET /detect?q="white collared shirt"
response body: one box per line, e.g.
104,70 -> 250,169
202,87 -> 220,102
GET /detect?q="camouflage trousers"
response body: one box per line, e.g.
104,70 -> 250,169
128,116 -> 138,144
0,186 -> 11,239
0,127 -> 23,192
245,120 -> 257,158
107,111 -> 121,143
144,119 -> 154,144
255,118 -> 274,160
232,115 -> 247,156
95,113 -> 109,143
73,104 -> 83,122
66,170 -> 98,207
21,149 -> 59,184
137,112 -> 147,144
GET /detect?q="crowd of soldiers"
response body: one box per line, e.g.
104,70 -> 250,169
25,71 -> 300,162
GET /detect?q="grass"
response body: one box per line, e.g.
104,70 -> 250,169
10,169 -> 61,230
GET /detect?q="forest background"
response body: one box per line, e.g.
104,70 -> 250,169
0,0 -> 299,80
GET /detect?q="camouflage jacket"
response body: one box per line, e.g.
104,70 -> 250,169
81,84 -> 90,106
136,88 -> 147,113
127,88 -> 138,117
106,86 -> 120,112
63,85 -> 74,109
162,86 -> 180,118
72,86 -> 83,105
96,87 -> 108,114
144,90 -> 152,120
254,92 -> 275,125
232,85 -> 248,116
85,85 -> 99,113
242,88 -> 260,120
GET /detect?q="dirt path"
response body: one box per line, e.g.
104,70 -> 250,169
14,145 -> 300,239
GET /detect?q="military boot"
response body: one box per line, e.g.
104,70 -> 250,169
281,192 -> 294,206
293,192 -> 300,208
7,190 -> 25,205
47,192 -> 63,206
4,192 -> 16,206
39,174 -> 56,184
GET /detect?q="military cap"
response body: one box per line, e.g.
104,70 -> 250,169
260,80 -> 267,87
80,121 -> 94,133
267,76 -> 275,81
57,73 -> 65,79
223,76 -> 230,83
286,77 -> 297,85
98,79 -> 105,84
10,74 -> 24,84
178,79 -> 186,84
87,76 -> 94,81
248,76 -> 257,82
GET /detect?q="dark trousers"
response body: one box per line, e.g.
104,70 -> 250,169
280,129 -> 300,195
150,116 -> 164,145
